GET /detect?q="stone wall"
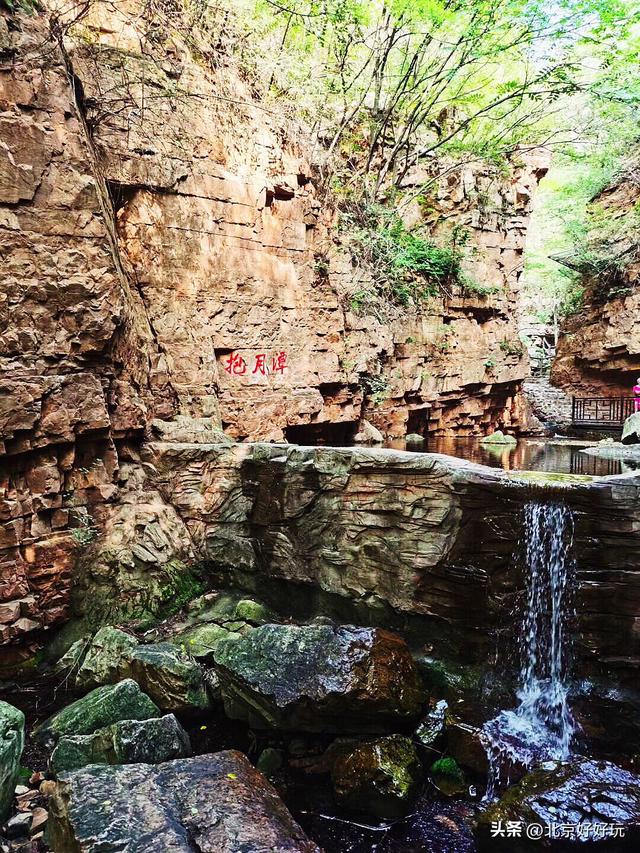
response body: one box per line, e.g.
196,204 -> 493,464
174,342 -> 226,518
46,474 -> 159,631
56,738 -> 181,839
0,0 -> 545,657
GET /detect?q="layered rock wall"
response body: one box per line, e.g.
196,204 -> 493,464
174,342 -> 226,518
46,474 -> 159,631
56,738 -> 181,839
552,174 -> 640,396
0,1 -> 544,657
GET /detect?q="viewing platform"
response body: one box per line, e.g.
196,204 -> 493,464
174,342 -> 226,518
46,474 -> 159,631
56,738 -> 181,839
571,397 -> 636,429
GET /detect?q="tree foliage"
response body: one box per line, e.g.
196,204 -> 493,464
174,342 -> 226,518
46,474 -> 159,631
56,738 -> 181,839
239,0 -> 634,202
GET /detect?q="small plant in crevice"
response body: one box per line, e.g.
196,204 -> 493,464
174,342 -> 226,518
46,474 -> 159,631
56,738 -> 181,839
462,279 -> 500,298
70,507 -> 98,548
361,373 -> 389,407
431,324 -> 454,353
499,338 -> 524,357
341,203 -> 471,314
313,253 -> 330,279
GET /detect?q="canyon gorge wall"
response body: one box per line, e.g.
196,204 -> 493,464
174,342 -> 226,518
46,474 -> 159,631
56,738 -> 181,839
1,0 -> 545,660
552,171 -> 640,396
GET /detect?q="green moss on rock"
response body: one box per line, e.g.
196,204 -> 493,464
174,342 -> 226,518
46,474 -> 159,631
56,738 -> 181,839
50,714 -> 191,775
34,680 -> 159,750
233,599 -> 269,623
430,756 -> 465,796
0,701 -> 25,820
331,735 -> 422,818
480,431 -> 517,446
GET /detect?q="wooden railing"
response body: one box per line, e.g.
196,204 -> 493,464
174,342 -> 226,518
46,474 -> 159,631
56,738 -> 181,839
571,396 -> 636,428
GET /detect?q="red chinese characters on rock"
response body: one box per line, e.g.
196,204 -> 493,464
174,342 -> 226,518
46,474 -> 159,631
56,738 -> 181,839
253,353 -> 268,376
223,352 -> 247,376
223,351 -> 288,377
271,351 -> 287,374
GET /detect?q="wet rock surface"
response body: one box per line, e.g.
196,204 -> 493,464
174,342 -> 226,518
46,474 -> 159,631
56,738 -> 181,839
301,795 -> 476,853
477,758 -> 640,850
213,624 -> 426,731
48,751 -> 320,852
330,735 -> 422,818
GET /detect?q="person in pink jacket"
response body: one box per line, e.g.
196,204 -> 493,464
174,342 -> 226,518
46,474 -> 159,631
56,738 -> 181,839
634,377 -> 640,412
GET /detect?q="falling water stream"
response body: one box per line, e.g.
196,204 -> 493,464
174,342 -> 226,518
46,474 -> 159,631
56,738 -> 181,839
482,501 -> 576,799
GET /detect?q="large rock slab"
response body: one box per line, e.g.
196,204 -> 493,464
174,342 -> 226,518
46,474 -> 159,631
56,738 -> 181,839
0,701 -> 25,820
48,750 -> 320,852
213,624 -> 425,731
34,680 -> 159,749
74,627 -> 138,688
477,758 -> 640,850
50,714 -> 191,774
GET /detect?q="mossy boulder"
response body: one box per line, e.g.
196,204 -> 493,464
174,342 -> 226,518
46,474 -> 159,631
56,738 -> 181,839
34,680 -> 159,750
405,433 -> 425,444
480,431 -> 517,446
331,735 -> 422,818
233,599 -> 269,624
50,714 -> 191,774
74,627 -> 138,689
213,624 -> 425,732
430,757 -> 466,796
0,701 -> 25,820
416,657 -> 484,705
175,624 -> 241,661
127,644 -> 211,713
61,628 -> 211,713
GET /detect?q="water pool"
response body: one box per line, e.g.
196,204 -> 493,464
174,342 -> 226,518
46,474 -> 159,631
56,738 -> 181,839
386,436 -> 639,477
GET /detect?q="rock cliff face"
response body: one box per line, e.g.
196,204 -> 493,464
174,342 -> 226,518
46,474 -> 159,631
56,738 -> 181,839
0,2 -> 546,656
552,174 -> 640,396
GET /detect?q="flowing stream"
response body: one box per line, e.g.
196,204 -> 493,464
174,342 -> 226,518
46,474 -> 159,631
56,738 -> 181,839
482,501 -> 576,799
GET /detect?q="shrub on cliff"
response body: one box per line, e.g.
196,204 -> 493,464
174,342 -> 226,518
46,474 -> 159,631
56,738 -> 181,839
342,204 -> 471,313
0,0 -> 39,13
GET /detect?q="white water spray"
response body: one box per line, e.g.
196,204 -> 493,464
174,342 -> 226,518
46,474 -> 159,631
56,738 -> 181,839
482,501 -> 576,799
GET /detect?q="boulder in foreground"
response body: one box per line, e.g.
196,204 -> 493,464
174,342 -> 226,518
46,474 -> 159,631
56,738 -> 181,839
476,758 -> 640,850
213,624 -> 425,731
34,680 -> 159,749
0,701 -> 25,820
48,750 -> 320,852
50,714 -> 191,774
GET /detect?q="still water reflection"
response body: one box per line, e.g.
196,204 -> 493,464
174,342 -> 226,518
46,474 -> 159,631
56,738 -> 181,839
387,437 -> 639,477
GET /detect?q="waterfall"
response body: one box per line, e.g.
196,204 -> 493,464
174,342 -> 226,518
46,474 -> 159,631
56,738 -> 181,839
482,501 -> 576,799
